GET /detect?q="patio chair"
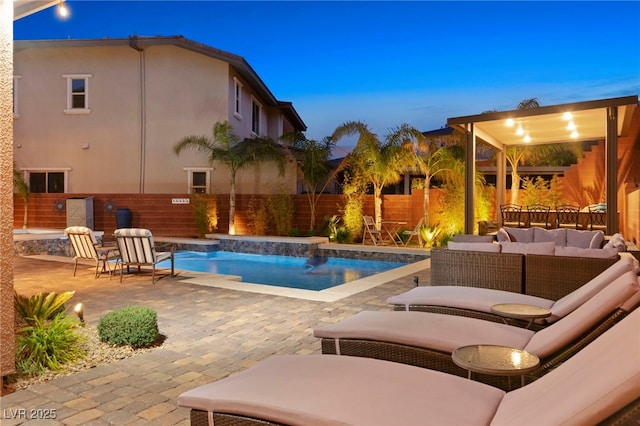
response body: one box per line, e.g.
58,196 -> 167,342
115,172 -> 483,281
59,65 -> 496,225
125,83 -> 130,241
362,215 -> 382,245
500,203 -> 523,227
526,204 -> 551,228
555,204 -> 581,229
314,270 -> 640,390
114,228 -> 174,283
64,226 -> 119,278
589,204 -> 607,231
178,308 -> 640,426
387,255 -> 638,329
402,218 -> 424,247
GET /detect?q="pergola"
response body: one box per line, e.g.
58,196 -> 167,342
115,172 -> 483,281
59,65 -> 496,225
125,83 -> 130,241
447,95 -> 639,235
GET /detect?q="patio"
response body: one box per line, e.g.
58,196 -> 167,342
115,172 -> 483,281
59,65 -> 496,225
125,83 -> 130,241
2,254 -> 429,425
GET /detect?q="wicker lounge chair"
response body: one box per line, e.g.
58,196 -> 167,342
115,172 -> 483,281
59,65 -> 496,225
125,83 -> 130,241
178,308 -> 640,426
315,270 -> 640,390
388,256 -> 638,329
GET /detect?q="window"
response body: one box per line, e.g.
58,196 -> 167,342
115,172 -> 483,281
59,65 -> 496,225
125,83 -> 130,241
233,77 -> 243,119
63,74 -> 92,114
28,171 -> 66,193
251,97 -> 262,135
13,76 -> 20,117
184,168 -> 212,194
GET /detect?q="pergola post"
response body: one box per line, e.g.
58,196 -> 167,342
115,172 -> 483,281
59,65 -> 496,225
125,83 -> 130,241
606,106 -> 618,234
464,123 -> 475,234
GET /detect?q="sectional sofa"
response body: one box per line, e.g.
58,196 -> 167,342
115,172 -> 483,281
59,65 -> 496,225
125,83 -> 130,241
430,228 -> 626,300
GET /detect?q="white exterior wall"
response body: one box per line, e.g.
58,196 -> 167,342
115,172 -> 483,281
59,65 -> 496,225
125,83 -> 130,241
14,40 -> 299,195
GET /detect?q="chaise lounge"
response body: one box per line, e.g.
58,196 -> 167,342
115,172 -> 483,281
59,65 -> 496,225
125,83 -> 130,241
314,270 -> 640,389
388,255 -> 639,329
178,308 -> 640,426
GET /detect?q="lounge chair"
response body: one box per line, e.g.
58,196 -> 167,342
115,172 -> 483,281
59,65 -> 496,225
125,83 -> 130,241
178,308 -> 640,426
114,228 -> 175,283
64,226 -> 119,278
388,256 -> 638,329
314,270 -> 640,389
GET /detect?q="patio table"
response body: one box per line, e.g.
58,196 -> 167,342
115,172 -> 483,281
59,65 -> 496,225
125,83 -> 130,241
381,221 -> 407,246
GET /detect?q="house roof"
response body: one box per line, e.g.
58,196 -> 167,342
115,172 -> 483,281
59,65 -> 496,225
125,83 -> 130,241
13,0 -> 60,20
14,35 -> 307,132
447,95 -> 638,149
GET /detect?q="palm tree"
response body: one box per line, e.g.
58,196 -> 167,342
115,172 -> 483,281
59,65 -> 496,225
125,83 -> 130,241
13,163 -> 29,229
174,121 -> 286,234
332,121 -> 418,228
283,134 -> 347,231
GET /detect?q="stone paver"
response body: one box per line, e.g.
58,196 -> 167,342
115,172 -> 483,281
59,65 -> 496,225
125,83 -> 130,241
1,254 -> 430,425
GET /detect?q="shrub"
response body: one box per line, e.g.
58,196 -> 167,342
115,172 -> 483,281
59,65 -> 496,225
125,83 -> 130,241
97,306 -> 158,348
191,194 -> 218,238
15,313 -> 85,374
265,191 -> 294,236
14,290 -> 75,325
246,196 -> 269,235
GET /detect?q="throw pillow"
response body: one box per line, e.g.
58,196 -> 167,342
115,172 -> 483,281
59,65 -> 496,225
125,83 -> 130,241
503,227 -> 534,243
566,229 -> 605,249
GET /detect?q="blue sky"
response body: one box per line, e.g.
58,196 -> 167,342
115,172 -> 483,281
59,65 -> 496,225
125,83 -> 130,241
14,1 -> 640,149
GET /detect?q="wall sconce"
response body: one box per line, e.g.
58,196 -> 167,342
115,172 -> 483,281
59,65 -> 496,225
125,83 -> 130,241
57,0 -> 70,18
74,303 -> 84,324
53,199 -> 65,212
81,143 -> 90,149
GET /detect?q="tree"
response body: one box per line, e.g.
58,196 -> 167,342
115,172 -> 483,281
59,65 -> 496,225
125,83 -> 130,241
174,121 -> 286,234
283,134 -> 348,231
13,164 -> 29,229
332,121 -> 418,228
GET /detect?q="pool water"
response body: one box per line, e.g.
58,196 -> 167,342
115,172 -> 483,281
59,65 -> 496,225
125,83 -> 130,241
159,251 -> 407,291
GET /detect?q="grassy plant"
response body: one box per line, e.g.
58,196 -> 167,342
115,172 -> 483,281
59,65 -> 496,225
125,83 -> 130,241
191,194 -> 218,238
97,306 -> 158,349
246,196 -> 269,235
14,290 -> 75,325
265,191 -> 294,236
419,224 -> 444,248
341,174 -> 365,242
15,313 -> 85,374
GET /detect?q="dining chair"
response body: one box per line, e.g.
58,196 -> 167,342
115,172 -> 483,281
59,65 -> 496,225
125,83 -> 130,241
402,218 -> 424,247
526,204 -> 551,228
362,215 -> 383,245
588,205 -> 607,231
500,204 -> 523,227
555,204 -> 581,229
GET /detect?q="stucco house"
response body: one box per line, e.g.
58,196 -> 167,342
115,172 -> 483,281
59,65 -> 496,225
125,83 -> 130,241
13,35 -> 306,195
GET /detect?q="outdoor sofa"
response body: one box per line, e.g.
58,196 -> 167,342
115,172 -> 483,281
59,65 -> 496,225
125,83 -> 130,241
314,269 -> 640,390
431,228 -> 625,299
389,255 -> 639,329
178,308 -> 640,426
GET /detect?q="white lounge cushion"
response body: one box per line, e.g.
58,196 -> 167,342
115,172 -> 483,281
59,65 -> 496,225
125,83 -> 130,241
604,232 -> 627,252
314,311 -> 534,355
178,354 -> 505,426
554,246 -> 619,259
502,227 -> 534,243
387,286 -> 553,313
523,271 -> 639,358
452,234 -> 495,243
549,257 -> 635,320
566,229 -> 604,248
500,241 -> 555,255
447,242 -> 501,253
496,228 -> 511,242
491,309 -> 640,426
533,227 -> 567,246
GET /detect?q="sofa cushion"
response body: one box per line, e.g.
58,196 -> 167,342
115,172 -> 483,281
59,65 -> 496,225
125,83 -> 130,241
447,242 -> 501,253
502,227 -> 534,243
603,233 -> 626,252
555,246 -> 619,259
532,227 -> 566,246
500,241 -> 555,255
566,229 -> 604,249
452,234 -> 495,243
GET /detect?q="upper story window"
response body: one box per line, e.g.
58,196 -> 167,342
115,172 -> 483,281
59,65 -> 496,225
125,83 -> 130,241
13,75 -> 21,117
251,97 -> 262,135
26,170 -> 68,193
63,74 -> 92,114
184,167 -> 212,194
233,78 -> 243,120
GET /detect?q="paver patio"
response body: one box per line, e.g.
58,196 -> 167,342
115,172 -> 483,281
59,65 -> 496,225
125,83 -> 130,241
1,254 -> 430,425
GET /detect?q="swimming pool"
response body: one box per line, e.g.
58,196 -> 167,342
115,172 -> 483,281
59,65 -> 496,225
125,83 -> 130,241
159,251 -> 408,291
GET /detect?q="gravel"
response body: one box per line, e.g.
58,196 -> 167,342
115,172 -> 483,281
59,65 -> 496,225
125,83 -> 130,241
9,324 -> 159,391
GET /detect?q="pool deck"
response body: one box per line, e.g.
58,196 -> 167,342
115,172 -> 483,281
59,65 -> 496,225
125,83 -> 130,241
2,243 -> 431,425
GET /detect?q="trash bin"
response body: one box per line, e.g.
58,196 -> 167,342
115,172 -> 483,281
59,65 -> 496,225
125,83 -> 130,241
115,208 -> 132,229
